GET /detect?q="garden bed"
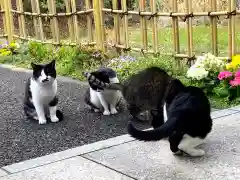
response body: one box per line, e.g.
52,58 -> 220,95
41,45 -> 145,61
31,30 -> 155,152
0,40 -> 240,109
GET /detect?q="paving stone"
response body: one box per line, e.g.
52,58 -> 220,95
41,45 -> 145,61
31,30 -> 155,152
3,135 -> 134,173
84,113 -> 240,180
0,157 -> 134,180
0,169 -> 8,177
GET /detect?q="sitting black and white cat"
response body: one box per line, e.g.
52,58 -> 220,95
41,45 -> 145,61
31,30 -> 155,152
128,79 -> 213,157
84,67 -> 122,115
23,60 -> 63,124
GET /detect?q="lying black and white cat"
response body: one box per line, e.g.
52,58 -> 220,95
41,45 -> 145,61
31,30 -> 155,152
84,67 -> 122,115
23,60 -> 63,124
128,79 -> 213,157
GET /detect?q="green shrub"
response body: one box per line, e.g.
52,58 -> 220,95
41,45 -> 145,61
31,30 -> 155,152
1,40 -> 240,109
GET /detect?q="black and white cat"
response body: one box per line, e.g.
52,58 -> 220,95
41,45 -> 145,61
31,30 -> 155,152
128,79 -> 213,157
23,60 -> 63,124
84,67 -> 122,115
84,67 -> 213,156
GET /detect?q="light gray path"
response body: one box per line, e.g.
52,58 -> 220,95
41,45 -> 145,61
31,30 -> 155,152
1,108 -> 240,180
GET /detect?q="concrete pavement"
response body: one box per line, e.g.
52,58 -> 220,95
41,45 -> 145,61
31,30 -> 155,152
0,65 -> 150,167
1,107 -> 240,180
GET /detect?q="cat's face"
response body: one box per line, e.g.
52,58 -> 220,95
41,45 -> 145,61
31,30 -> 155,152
31,60 -> 56,85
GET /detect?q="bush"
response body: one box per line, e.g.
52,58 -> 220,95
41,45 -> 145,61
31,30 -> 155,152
0,41 -> 105,80
1,40 -> 240,109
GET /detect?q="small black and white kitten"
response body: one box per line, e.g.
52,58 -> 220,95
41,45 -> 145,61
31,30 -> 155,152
23,60 -> 63,124
84,67 -> 122,115
128,79 -> 213,157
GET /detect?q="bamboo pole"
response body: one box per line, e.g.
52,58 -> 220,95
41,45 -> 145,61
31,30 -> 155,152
70,0 -> 79,43
30,0 -> 39,38
172,0 -> 180,58
11,9 -> 93,16
231,0 -> 236,56
98,0 -> 105,50
93,0 -> 105,51
16,0 -> 27,39
210,0 -> 218,56
47,0 -> 60,44
30,0 -> 44,40
3,0 -> 13,42
112,0 -> 120,47
85,0 -> 93,42
121,0 -> 129,52
10,8 -> 236,18
101,8 -> 235,17
35,0 -> 44,40
13,34 -> 96,46
228,0 -> 233,59
150,0 -> 158,54
114,43 -> 228,59
64,0 -> 74,42
139,0 -> 148,50
185,0 -> 193,60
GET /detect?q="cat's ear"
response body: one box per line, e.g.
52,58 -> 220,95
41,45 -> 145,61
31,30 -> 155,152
31,62 -> 41,70
48,60 -> 56,69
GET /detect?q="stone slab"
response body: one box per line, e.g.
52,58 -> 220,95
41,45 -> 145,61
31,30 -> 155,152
229,105 -> 240,112
0,169 -> 8,177
84,113 -> 240,180
0,157 -> 134,180
211,108 -> 239,119
3,135 -> 134,173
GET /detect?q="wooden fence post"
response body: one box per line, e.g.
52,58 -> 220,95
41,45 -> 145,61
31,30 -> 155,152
93,0 -> 105,52
3,0 -> 13,43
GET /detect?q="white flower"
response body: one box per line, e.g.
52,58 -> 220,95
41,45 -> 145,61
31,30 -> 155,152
15,43 -> 20,49
193,53 -> 225,73
187,66 -> 209,80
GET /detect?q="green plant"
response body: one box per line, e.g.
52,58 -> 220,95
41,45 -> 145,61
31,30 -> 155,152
107,54 -> 187,81
216,55 -> 240,101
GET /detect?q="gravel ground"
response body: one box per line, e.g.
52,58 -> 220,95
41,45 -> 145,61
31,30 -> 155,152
0,67 -> 150,167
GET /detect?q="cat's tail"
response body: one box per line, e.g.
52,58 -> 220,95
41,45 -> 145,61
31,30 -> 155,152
127,117 -> 177,141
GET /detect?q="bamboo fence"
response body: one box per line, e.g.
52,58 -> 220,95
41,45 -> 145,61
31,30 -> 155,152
0,0 -> 239,61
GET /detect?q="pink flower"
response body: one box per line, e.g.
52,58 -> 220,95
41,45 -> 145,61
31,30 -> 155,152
230,77 -> 240,87
218,71 -> 233,80
235,70 -> 240,77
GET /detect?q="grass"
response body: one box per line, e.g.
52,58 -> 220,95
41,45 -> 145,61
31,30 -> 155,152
106,24 -> 240,57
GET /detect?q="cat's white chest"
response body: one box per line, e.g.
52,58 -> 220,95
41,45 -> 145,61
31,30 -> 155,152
30,79 -> 57,104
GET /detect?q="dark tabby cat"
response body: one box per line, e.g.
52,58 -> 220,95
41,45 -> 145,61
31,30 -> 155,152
128,79 -> 213,157
24,60 -> 63,124
84,66 -> 173,127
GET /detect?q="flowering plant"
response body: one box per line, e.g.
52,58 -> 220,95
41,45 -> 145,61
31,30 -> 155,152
107,55 -> 137,80
0,41 -> 20,56
217,55 -> 240,101
186,53 -> 226,94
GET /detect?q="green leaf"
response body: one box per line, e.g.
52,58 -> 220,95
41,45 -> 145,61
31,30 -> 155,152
213,87 -> 229,97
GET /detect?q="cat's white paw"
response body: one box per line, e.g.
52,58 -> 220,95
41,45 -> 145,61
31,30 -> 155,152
33,116 -> 38,121
173,150 -> 182,155
94,108 -> 100,113
103,110 -> 111,116
191,149 -> 205,157
51,116 -> 59,123
39,118 -> 47,124
110,108 -> 118,114
183,149 -> 205,157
